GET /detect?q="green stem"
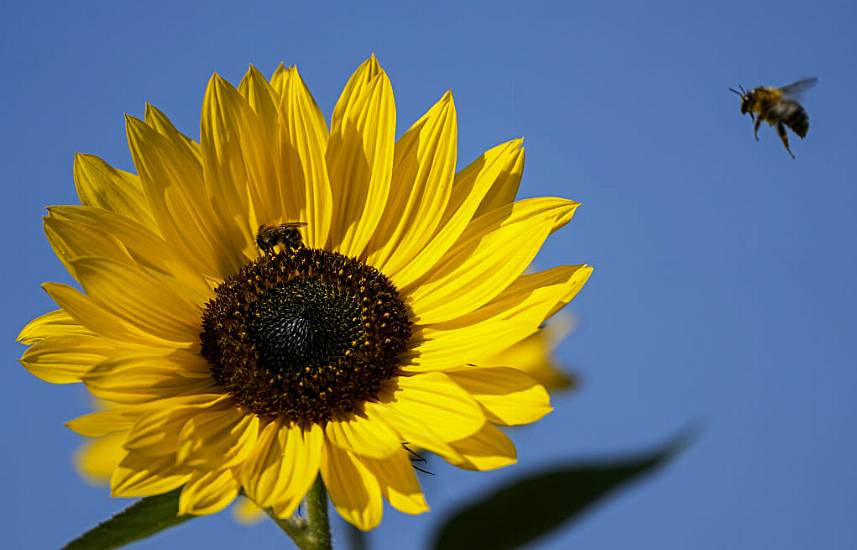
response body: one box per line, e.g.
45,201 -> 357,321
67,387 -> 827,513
305,475 -> 333,550
267,476 -> 332,550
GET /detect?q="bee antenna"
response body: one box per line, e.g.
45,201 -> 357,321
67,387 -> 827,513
729,87 -> 743,97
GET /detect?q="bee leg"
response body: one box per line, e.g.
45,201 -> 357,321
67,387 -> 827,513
776,122 -> 795,159
753,117 -> 762,142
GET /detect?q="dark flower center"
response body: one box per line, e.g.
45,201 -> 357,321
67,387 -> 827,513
200,242 -> 411,425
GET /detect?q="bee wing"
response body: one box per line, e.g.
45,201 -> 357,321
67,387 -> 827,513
779,77 -> 817,98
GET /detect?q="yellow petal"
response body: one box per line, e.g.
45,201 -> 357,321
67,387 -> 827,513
198,91 -> 256,251
44,215 -> 121,282
546,266 -> 593,318
238,66 -> 285,226
360,449 -> 429,515
42,283 -> 170,346
438,264 -> 593,330
447,423 -> 517,471
66,409 -> 138,437
82,348 -> 213,404
17,309 -> 91,345
239,66 -> 280,127
47,206 -> 212,307
277,66 -> 332,248
484,317 -> 577,391
240,421 -> 323,512
330,55 -> 383,131
74,432 -> 127,484
177,407 -> 259,469
406,197 -> 579,324
473,142 -> 525,217
202,74 -> 280,229
111,452 -> 191,498
391,139 -> 524,289
448,367 -> 552,425
404,319 -> 535,373
20,334 -> 119,384
179,470 -> 240,515
73,153 -> 157,231
325,409 -> 401,459
370,372 -> 484,448
366,92 -> 456,275
69,256 -> 201,343
326,58 -> 395,257
232,497 -> 267,525
321,443 -> 383,531
144,103 -> 202,162
269,62 -> 288,96
123,394 -> 227,457
366,399 -> 462,463
126,114 -> 244,279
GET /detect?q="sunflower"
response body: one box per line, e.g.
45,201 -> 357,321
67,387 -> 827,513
19,56 -> 592,531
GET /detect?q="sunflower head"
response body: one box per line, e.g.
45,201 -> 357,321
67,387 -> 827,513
200,244 -> 412,424
19,56 -> 592,530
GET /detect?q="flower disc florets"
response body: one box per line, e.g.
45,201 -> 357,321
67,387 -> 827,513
201,245 -> 412,425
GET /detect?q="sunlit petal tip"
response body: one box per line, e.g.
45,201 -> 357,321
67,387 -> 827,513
449,424 -> 518,471
451,367 -> 553,426
245,63 -> 264,78
340,55 -> 385,99
65,409 -> 137,438
546,264 -> 593,318
367,52 -> 381,69
72,151 -> 87,170
18,310 -> 87,344
123,114 -> 152,148
322,444 -> 384,530
549,199 -> 581,231
123,112 -> 142,129
210,72 -> 233,93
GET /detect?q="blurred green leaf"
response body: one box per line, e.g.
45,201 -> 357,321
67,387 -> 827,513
64,488 -> 192,549
432,431 -> 692,550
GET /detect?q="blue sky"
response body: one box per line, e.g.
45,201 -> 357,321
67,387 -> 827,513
3,1 -> 856,548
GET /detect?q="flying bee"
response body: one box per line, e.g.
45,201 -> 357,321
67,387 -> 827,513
256,222 -> 307,254
730,77 -> 817,158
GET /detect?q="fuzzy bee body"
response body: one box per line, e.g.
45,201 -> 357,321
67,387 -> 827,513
730,77 -> 817,158
256,222 -> 307,253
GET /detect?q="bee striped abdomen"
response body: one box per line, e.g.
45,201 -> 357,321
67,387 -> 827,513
785,106 -> 809,138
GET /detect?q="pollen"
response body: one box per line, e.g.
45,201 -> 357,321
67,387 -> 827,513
200,247 -> 412,425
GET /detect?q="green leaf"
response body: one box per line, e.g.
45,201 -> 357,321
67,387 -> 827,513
432,431 -> 693,550
64,489 -> 193,549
